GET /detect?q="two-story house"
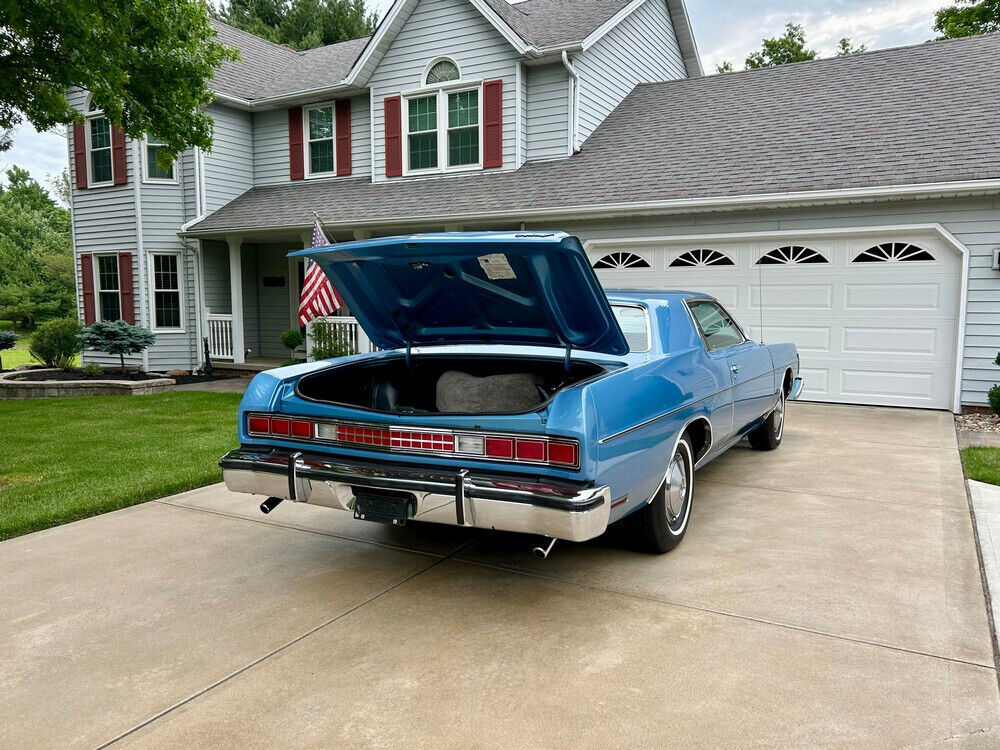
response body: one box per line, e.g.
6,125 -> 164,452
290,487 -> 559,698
67,0 -> 1000,413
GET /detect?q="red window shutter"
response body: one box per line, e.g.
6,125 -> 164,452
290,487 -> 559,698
73,123 -> 88,189
335,99 -> 352,176
118,253 -> 135,324
80,253 -> 96,325
289,107 -> 304,180
483,79 -> 503,169
384,96 -> 402,178
112,126 -> 127,185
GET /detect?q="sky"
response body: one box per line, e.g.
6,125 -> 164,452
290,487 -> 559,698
2,0 -> 945,191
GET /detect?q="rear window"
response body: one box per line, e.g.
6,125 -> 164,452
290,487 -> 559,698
611,305 -> 650,353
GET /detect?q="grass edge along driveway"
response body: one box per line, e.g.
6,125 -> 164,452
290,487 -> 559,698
0,391 -> 242,540
962,446 -> 1000,487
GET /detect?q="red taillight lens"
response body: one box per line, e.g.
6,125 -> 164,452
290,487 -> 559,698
291,420 -> 312,438
271,417 -> 291,436
515,439 -> 546,462
484,437 -> 514,458
547,441 -> 578,466
248,416 -> 270,435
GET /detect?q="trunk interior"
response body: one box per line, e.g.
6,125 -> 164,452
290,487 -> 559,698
295,355 -> 612,416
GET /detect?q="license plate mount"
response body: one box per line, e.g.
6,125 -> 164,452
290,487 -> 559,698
353,489 -> 416,526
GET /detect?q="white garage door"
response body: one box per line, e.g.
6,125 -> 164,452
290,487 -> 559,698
590,233 -> 961,410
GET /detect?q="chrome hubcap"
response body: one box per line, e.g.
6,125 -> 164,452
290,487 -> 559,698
665,454 -> 688,524
774,395 -> 785,440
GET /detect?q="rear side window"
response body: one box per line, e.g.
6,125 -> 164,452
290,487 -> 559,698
611,305 -> 650,352
687,300 -> 746,351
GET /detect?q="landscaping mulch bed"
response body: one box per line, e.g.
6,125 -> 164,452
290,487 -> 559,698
10,370 -> 237,385
957,413 -> 1000,434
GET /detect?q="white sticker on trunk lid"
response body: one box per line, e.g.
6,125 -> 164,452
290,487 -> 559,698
478,253 -> 516,280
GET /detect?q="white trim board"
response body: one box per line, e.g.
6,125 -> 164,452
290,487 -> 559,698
585,223 -> 970,414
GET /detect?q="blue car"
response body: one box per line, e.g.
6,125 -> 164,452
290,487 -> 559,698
220,232 -> 802,554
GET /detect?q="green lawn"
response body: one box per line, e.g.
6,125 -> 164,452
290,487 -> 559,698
1,336 -> 80,370
0,391 -> 242,540
962,447 -> 1000,486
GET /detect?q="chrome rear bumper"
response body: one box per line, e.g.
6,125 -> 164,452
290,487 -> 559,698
219,448 -> 611,542
788,376 -> 805,400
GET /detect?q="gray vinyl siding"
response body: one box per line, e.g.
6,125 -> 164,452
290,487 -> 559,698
253,94 -> 372,186
203,104 -> 254,211
253,108 -> 288,186
574,0 -> 688,144
368,0 -> 518,182
525,63 -> 569,161
201,241 -> 232,315
513,197 -> 1000,407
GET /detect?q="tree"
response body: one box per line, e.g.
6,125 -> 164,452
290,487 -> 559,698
836,37 -> 869,56
79,321 -> 156,372
935,0 -> 1000,38
744,23 -> 819,69
0,0 -> 238,157
213,0 -> 377,50
0,167 -> 75,327
0,330 -> 16,370
48,168 -> 70,208
716,60 -> 735,74
28,318 -> 81,368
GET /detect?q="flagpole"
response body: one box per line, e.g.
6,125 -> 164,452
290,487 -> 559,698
312,212 -> 336,244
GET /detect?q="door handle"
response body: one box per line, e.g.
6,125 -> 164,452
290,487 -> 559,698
731,364 -> 741,374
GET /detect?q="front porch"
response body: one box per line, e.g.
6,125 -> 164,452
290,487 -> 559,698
198,235 -> 374,365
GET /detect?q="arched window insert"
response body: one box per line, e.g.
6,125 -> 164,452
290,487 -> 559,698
756,246 -> 829,265
853,242 -> 935,263
593,252 -> 651,269
670,249 -> 736,267
406,58 -> 479,173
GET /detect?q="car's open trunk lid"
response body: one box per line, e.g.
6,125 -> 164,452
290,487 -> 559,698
289,232 -> 629,356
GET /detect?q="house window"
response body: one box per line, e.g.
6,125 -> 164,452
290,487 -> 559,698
756,246 -> 828,265
145,136 -> 174,181
88,116 -> 113,186
853,242 -> 935,263
670,249 -> 736,267
405,58 -> 480,174
95,255 -> 121,321
593,252 -> 651,269
152,254 -> 182,329
306,105 -> 335,176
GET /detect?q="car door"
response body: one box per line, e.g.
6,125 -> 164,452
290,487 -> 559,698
687,299 -> 774,433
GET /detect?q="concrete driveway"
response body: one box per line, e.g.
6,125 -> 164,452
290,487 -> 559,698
2,403 -> 998,747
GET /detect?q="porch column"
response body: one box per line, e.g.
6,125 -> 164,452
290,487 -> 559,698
227,235 -> 246,364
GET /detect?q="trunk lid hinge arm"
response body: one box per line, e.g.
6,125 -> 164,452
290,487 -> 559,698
564,342 -> 572,372
405,340 -> 412,368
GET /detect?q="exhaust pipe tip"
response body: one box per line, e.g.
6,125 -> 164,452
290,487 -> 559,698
532,537 -> 557,559
260,496 -> 284,514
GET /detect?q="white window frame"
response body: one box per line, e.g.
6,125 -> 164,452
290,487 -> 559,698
422,56 -> 462,86
403,78 -> 483,176
303,102 -> 337,179
93,253 -> 122,322
85,113 -> 114,188
149,252 -> 186,332
142,136 -> 177,184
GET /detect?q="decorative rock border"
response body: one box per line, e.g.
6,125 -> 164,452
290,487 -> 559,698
0,369 -> 175,400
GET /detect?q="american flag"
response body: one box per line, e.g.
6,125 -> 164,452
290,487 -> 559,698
298,217 -> 342,326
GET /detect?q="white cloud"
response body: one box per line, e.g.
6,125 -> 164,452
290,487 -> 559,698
0,122 -> 67,189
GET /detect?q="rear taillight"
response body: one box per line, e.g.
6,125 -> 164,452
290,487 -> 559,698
245,413 -> 579,469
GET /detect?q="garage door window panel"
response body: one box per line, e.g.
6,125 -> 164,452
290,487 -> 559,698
757,246 -> 828,265
687,300 -> 747,351
593,252 -> 650,269
670,249 -> 735,267
853,242 -> 935,263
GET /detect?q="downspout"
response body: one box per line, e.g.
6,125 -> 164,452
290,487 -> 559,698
561,51 -> 580,154
180,146 -> 208,370
131,140 -> 149,372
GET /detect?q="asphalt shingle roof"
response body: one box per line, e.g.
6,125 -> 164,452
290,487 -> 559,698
191,30 -> 1000,234
210,21 -> 370,101
503,0 -> 634,48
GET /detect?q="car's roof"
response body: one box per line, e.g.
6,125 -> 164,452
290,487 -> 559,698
605,290 -> 705,305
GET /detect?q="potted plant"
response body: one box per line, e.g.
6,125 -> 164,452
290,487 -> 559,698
281,329 -> 305,366
990,352 -> 1000,416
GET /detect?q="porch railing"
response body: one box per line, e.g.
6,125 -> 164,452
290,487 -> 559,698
306,316 -> 374,361
206,311 -> 235,360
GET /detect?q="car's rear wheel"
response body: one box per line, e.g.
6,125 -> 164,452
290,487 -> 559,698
748,390 -> 785,451
627,435 -> 694,553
